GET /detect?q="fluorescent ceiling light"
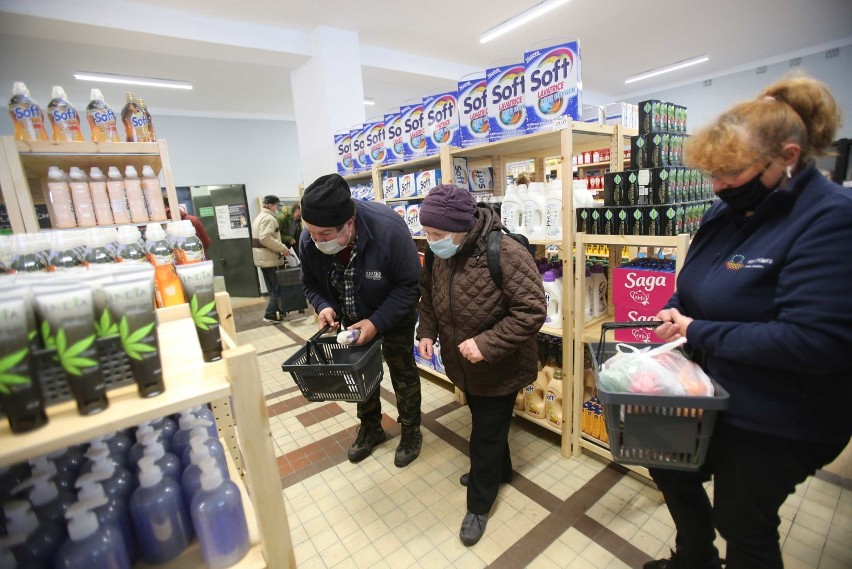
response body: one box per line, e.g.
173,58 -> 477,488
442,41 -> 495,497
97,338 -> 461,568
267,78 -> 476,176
624,55 -> 710,84
480,0 -> 572,44
74,72 -> 193,90
364,99 -> 375,106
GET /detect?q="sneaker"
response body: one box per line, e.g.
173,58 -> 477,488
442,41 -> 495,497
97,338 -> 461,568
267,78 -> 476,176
459,472 -> 512,486
394,425 -> 422,467
348,424 -> 386,463
459,511 -> 488,546
263,316 -> 284,324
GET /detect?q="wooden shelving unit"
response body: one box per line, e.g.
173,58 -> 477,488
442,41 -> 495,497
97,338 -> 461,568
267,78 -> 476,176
0,138 -> 182,233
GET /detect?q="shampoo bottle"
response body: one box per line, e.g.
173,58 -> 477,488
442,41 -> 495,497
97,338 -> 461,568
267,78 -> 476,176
175,219 -> 206,264
180,426 -> 228,472
13,473 -> 75,527
4,500 -> 65,568
140,433 -> 182,482
74,476 -> 136,561
130,456 -> 192,564
86,453 -> 136,503
191,457 -> 250,569
55,508 -> 130,569
180,438 -> 229,504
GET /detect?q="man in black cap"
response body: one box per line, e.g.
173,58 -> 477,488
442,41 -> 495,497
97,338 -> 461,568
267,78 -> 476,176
299,173 -> 423,467
252,195 -> 292,323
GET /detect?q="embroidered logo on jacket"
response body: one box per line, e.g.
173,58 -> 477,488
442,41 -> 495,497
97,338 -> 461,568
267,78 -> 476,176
725,254 -> 745,270
365,270 -> 382,280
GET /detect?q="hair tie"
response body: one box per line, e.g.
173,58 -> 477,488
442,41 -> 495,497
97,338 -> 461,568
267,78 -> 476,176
763,95 -> 776,102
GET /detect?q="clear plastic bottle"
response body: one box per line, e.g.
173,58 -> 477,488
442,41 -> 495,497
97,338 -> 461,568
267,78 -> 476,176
138,99 -> 156,142
175,219 -> 205,264
124,166 -> 149,223
165,220 -> 181,250
190,457 -> 250,569
115,225 -> 146,263
130,457 -> 192,564
140,165 -> 167,220
85,88 -> 120,143
55,507 -> 131,569
47,86 -> 84,142
10,234 -> 47,273
46,166 -> 77,228
121,92 -> 149,143
145,223 -> 184,307
83,228 -> 115,265
7,81 -> 48,141
106,166 -> 132,224
48,231 -> 84,271
68,167 -> 97,227
88,167 -> 114,225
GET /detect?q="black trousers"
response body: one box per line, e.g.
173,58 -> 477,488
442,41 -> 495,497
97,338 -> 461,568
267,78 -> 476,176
357,311 -> 421,429
260,267 -> 280,319
465,390 -> 516,515
650,421 -> 847,569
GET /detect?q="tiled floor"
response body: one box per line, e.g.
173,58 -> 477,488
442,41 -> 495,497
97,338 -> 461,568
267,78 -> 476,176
234,299 -> 852,568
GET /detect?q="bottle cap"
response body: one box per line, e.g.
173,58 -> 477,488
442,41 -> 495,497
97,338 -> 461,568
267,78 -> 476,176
142,165 -> 156,177
89,166 -> 104,179
12,81 -> 30,97
124,165 -> 138,178
3,500 -> 38,536
67,509 -> 99,542
141,437 -> 165,461
75,475 -> 107,503
18,473 -> 59,506
166,221 -> 180,237
198,457 -> 224,491
116,225 -> 142,245
543,270 -> 556,282
68,166 -> 86,179
137,456 -> 162,488
134,423 -> 154,442
189,436 -> 213,464
47,165 -> 65,179
89,88 -> 105,102
179,414 -> 211,431
124,91 -> 135,103
51,86 -> 68,100
107,166 -> 122,178
29,455 -> 58,477
145,223 -> 166,241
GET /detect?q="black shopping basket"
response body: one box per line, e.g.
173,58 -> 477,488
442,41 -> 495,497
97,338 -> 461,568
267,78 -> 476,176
281,325 -> 383,402
590,322 -> 729,471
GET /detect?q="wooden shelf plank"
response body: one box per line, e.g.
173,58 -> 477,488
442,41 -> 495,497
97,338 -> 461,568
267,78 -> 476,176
378,155 -> 441,172
451,124 -> 618,160
16,140 -> 161,155
514,410 -> 562,435
342,172 -> 373,183
539,325 -> 563,338
416,363 -> 451,384
578,234 -> 683,247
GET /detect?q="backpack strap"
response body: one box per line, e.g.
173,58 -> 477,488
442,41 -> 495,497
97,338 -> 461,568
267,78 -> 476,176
425,246 -> 434,272
487,230 -> 504,289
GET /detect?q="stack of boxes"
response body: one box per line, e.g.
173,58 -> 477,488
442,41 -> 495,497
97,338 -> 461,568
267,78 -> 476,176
611,259 -> 677,343
576,99 -> 717,237
382,169 -> 442,236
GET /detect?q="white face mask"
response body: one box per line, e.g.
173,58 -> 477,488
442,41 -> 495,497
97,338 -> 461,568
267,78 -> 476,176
313,224 -> 351,255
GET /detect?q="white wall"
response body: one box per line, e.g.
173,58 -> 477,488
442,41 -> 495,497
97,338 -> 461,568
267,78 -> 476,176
626,44 -> 852,139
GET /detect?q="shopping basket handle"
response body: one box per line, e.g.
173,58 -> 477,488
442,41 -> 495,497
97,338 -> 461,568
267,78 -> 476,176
306,324 -> 332,366
596,321 -> 663,368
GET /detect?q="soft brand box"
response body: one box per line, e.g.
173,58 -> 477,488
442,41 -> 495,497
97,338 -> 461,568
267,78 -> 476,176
383,176 -> 400,200
524,40 -> 582,134
452,157 -> 471,191
486,62 -> 527,142
416,169 -> 440,196
613,305 -> 668,343
399,102 -> 428,162
468,167 -> 493,192
399,173 -> 417,198
405,203 -> 423,236
458,75 -> 489,147
384,110 -> 404,165
363,117 -> 386,167
334,130 -> 355,176
612,267 -> 676,312
351,124 -> 370,173
423,91 -> 460,154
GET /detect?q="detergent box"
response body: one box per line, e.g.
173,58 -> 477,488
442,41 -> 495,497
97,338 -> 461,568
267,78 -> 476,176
452,157 -> 471,190
351,124 -> 370,173
400,102 -> 428,162
486,62 -> 527,142
524,40 -> 582,134
423,90 -> 460,154
416,169 -> 441,197
405,203 -> 423,236
334,130 -> 355,176
457,74 -> 489,148
399,172 -> 417,198
363,117 -> 386,167
468,167 -> 493,192
384,110 -> 404,165
383,175 -> 400,200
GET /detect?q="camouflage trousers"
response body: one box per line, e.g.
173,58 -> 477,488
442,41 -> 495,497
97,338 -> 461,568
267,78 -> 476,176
357,310 -> 421,429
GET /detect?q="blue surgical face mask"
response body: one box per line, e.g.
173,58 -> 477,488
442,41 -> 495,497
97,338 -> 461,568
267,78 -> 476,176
428,234 -> 459,259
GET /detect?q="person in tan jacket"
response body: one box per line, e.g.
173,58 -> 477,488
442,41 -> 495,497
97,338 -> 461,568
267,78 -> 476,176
416,184 -> 546,546
252,195 -> 292,323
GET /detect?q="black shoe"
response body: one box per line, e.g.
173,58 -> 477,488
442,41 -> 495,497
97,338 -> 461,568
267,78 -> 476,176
459,512 -> 488,546
263,316 -> 284,324
460,472 -> 512,486
348,425 -> 386,463
394,425 -> 422,467
644,550 -> 724,569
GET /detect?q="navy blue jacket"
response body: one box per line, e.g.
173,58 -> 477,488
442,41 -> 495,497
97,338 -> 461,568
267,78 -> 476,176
299,200 -> 421,334
667,164 -> 852,442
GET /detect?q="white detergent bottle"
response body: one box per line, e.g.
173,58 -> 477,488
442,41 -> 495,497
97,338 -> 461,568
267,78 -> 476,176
56,506 -> 130,569
545,179 -> 563,240
542,270 -> 562,327
130,457 -> 192,564
584,266 -> 595,322
191,457 -> 250,569
501,183 -> 525,233
522,182 -> 546,238
590,264 -> 608,318
87,167 -> 113,225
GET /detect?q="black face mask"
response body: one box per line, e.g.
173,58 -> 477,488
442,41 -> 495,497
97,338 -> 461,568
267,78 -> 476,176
716,169 -> 774,214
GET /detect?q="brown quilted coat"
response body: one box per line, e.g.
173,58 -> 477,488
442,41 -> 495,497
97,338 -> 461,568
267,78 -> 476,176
417,206 -> 546,396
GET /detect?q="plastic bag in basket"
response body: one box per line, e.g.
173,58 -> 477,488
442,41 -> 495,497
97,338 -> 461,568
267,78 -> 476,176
599,337 -> 714,396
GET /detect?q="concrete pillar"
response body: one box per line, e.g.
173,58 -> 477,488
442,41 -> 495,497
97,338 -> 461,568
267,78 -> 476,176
291,27 -> 365,185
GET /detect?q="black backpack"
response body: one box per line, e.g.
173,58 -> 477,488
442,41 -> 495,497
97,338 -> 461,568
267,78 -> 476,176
424,226 -> 534,289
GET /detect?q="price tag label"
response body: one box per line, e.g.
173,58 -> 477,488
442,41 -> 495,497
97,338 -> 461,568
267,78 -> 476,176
551,116 -> 569,131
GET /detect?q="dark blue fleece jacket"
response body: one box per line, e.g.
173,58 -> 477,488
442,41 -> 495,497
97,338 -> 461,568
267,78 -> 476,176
667,164 -> 852,443
299,200 -> 421,334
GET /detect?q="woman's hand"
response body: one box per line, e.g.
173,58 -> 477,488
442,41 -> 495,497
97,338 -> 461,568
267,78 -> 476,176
418,338 -> 434,360
458,339 -> 485,363
655,308 -> 693,341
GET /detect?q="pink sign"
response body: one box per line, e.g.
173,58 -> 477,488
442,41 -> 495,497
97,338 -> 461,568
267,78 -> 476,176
612,267 -> 676,312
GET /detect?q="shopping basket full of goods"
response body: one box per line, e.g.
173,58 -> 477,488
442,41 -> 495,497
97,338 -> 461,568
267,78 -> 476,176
281,325 -> 383,402
590,322 -> 730,471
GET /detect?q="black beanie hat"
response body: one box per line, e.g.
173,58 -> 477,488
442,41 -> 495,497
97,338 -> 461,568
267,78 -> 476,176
263,194 -> 280,206
301,174 -> 356,227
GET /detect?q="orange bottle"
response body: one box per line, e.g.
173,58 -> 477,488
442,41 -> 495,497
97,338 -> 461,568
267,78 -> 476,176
86,88 -> 120,142
121,91 -> 150,142
7,82 -> 49,141
47,86 -> 84,141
